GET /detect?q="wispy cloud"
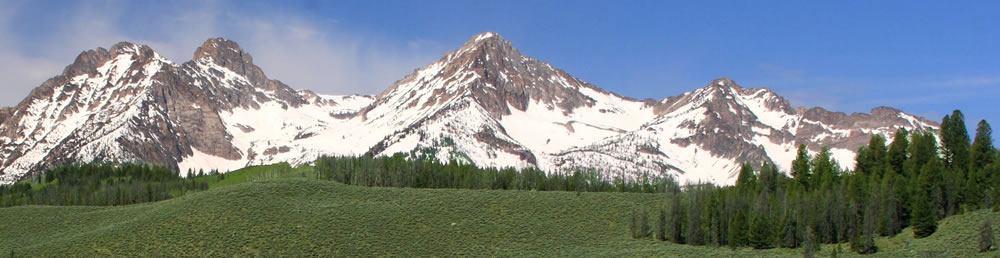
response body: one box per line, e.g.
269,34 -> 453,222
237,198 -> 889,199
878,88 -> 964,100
0,1 -> 445,107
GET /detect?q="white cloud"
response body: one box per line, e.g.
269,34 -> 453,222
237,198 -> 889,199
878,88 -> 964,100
0,1 -> 444,107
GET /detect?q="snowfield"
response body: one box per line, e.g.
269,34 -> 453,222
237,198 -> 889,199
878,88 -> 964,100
0,34 -> 940,186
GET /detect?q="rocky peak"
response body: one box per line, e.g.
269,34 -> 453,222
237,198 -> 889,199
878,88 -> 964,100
711,77 -> 740,89
0,107 -> 10,125
62,42 -> 165,78
371,32 -> 608,120
62,47 -> 112,76
193,38 -> 252,69
450,32 -> 606,115
457,32 -> 515,55
188,37 -> 305,107
192,38 -> 263,85
109,42 -> 155,58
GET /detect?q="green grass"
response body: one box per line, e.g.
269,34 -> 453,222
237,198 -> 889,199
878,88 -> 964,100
1,177 -> 997,257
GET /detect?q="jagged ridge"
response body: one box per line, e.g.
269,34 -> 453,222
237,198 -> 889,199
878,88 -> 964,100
0,32 -> 938,185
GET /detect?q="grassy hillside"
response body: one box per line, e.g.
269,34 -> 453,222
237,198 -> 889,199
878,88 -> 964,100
1,177 -> 996,257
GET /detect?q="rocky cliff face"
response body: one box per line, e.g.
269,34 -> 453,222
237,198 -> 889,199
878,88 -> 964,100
0,107 -> 10,125
0,38 -> 312,182
0,32 -> 938,185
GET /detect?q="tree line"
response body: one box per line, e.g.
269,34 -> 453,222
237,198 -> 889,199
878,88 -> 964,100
629,110 -> 999,255
0,162 -> 209,207
314,153 -> 679,194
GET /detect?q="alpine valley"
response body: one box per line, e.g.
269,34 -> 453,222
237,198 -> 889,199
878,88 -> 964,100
0,32 -> 938,185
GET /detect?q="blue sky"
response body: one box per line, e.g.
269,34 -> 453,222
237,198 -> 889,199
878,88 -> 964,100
1,0 -> 998,138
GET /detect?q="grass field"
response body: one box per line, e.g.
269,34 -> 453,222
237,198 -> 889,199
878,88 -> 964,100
1,174 -> 997,257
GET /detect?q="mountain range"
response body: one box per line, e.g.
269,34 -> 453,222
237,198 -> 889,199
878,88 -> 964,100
0,32 -> 938,185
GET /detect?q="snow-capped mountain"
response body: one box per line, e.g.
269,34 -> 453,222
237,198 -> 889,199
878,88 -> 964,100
0,32 -> 937,185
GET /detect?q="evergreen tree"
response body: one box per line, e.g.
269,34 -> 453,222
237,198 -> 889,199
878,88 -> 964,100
971,120 -> 996,171
855,195 -> 878,254
781,213 -> 799,248
905,132 -> 938,178
941,110 -> 972,170
749,214 -> 775,249
704,192 -> 722,246
669,193 -> 685,244
912,163 -> 939,238
886,128 -> 910,176
736,162 -> 757,192
657,208 -> 667,241
792,144 -> 812,189
855,135 -> 887,177
728,211 -> 749,248
811,146 -> 837,191
759,162 -> 779,193
967,120 -> 995,209
880,167 -> 903,236
803,227 -> 819,258
685,185 -> 706,245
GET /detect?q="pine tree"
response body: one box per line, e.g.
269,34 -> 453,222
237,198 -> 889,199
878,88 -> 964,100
657,208 -> 667,241
880,167 -> 902,236
792,144 -> 812,190
781,213 -> 798,248
803,226 -> 819,258
968,120 -> 995,209
749,214 -> 774,249
886,128 -> 909,176
971,120 -> 996,171
669,193 -> 685,244
906,132 -> 938,178
704,192 -> 722,246
941,110 -> 972,170
855,196 -> 878,254
811,146 -> 836,191
855,135 -> 887,177
912,165 -> 939,238
736,162 -> 756,192
728,211 -> 749,248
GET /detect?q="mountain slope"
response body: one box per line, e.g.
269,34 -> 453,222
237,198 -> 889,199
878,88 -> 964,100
0,32 -> 937,185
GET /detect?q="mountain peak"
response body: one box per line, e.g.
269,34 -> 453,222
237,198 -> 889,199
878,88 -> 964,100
189,37 -> 291,95
192,37 -> 254,69
710,78 -> 741,89
458,32 -> 513,52
62,42 -> 161,77
471,32 -> 501,42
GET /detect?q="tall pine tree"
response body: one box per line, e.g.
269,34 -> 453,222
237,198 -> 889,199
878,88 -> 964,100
728,211 -> 749,248
971,120 -> 996,171
912,159 -> 942,238
792,144 -> 812,190
941,110 -> 972,170
749,213 -> 775,249
736,162 -> 757,192
886,128 -> 910,176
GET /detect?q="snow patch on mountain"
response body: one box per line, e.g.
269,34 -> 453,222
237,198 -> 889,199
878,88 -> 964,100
178,148 -> 248,176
